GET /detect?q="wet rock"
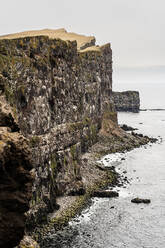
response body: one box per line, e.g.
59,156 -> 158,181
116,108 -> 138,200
131,198 -> 151,204
92,190 -> 119,198
120,124 -> 138,131
117,183 -> 123,187
96,164 -> 115,172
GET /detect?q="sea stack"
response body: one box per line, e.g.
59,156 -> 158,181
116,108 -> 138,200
112,91 -> 140,112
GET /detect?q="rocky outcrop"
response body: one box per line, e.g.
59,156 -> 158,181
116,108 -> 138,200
112,91 -> 140,112
0,98 -> 33,248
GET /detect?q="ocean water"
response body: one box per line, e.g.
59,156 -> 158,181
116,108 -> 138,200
42,82 -> 165,248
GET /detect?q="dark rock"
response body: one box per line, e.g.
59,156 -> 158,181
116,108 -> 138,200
131,198 -> 151,204
67,187 -> 86,196
120,124 -> 138,131
117,183 -> 123,187
0,128 -> 33,248
93,190 -> 119,198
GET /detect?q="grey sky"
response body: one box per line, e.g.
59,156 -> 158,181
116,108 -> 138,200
0,0 -> 165,68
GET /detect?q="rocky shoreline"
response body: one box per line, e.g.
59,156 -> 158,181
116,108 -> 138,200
28,125 -> 156,247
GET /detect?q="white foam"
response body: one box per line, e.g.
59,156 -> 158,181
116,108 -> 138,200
98,152 -> 126,167
69,198 -> 108,226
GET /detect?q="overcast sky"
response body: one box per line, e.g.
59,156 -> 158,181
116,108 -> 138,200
0,0 -> 165,68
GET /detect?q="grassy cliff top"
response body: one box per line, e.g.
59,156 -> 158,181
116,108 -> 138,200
0,28 -> 97,51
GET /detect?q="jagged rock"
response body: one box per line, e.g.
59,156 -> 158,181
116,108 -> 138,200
17,235 -> 40,248
131,198 -> 151,204
0,129 -> 33,248
0,96 -> 19,131
92,190 -> 119,198
112,91 -> 140,112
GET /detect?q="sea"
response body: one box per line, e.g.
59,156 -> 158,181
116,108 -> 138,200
41,76 -> 165,248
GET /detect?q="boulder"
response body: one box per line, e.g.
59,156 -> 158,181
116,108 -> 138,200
131,198 -> 151,204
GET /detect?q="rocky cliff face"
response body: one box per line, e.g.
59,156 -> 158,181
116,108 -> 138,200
112,91 -> 140,112
0,30 -> 114,234
0,97 -> 33,248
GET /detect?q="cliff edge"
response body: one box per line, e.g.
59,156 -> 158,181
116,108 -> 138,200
0,28 -> 97,51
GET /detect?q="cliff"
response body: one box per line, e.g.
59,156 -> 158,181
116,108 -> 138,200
0,29 -> 153,247
112,91 -> 140,112
0,29 -> 114,244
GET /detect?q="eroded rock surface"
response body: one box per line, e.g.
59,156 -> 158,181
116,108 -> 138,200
0,99 -> 33,248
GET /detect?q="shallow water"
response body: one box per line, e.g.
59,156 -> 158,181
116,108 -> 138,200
42,110 -> 165,248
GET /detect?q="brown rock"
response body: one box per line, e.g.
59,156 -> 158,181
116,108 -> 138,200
0,129 -> 33,248
18,235 -> 40,248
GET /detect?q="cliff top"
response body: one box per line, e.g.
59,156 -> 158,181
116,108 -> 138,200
0,28 -> 97,51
